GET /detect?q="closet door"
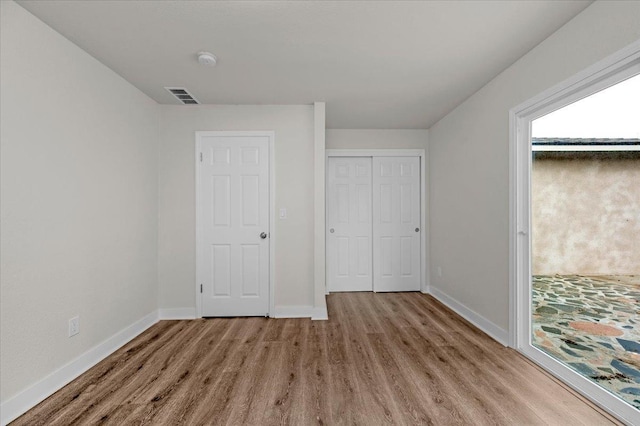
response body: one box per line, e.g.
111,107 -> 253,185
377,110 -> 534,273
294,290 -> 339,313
327,157 -> 373,292
373,157 -> 421,292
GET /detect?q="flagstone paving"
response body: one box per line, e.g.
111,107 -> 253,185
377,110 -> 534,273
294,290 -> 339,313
532,275 -> 640,410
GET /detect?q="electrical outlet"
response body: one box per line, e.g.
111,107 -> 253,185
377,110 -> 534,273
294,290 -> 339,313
68,316 -> 79,337
437,267 -> 443,278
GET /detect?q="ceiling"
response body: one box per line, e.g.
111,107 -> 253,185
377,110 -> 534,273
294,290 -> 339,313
17,0 -> 592,129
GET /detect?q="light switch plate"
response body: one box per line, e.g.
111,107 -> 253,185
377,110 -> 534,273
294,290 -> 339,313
279,208 -> 287,219
68,316 -> 80,337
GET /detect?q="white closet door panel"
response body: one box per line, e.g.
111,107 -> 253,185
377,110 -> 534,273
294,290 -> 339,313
373,157 -> 420,292
327,157 -> 373,292
199,135 -> 269,316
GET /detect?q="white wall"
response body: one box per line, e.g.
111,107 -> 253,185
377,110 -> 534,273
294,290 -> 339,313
313,103 -> 327,316
0,0 -> 159,403
327,129 -> 428,150
158,105 -> 316,311
428,0 -> 640,331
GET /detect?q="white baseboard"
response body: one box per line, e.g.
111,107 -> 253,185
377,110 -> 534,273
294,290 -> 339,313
271,305 -> 315,318
311,305 -> 328,321
0,310 -> 159,426
271,304 -> 329,320
0,302 -> 329,424
428,286 -> 509,346
158,307 -> 196,320
159,306 -> 326,321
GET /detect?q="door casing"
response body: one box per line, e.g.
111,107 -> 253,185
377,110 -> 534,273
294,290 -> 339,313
509,41 -> 640,424
195,131 -> 276,318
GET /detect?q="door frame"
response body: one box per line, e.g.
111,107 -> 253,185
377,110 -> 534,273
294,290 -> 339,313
509,40 -> 640,424
195,131 -> 276,318
325,149 -> 429,293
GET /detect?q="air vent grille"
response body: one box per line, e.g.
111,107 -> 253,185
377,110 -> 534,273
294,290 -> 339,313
164,87 -> 200,105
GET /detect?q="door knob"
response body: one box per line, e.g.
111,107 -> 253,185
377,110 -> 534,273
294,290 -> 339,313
330,228 -> 335,233
260,232 -> 267,239
415,228 -> 420,232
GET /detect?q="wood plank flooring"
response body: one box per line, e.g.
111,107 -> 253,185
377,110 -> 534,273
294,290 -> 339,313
12,293 -> 619,425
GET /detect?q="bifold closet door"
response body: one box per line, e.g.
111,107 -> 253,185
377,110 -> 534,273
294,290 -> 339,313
372,157 -> 421,292
326,157 -> 373,292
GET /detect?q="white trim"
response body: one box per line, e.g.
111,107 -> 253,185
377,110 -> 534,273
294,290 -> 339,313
195,131 -> 275,318
326,148 -> 425,157
420,144 -> 430,293
0,311 -> 159,426
508,108 -> 517,348
271,305 -> 328,320
509,39 -> 640,424
158,307 -> 196,320
325,149 -> 429,293
195,135 -> 203,318
521,345 -> 639,425
0,298 -> 322,425
510,40 -> 640,121
269,132 -> 276,319
311,305 -> 329,321
429,286 -> 509,346
271,305 -> 314,319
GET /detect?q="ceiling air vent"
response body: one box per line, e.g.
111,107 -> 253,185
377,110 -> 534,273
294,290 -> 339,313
164,87 -> 200,105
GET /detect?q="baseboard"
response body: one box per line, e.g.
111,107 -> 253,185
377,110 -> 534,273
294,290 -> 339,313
159,306 -> 323,321
428,286 -> 509,346
1,301 -> 327,424
271,305 -> 315,318
158,307 -> 196,320
0,310 -> 159,426
311,305 -> 328,321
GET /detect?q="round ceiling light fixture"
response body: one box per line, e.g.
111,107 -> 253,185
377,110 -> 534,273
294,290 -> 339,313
197,51 -> 217,67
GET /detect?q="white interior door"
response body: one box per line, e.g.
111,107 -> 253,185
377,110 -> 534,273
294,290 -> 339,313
327,157 -> 373,291
372,157 -> 421,292
198,134 -> 270,316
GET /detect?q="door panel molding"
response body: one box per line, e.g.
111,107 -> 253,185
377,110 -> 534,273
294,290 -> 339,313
196,131 -> 275,318
372,156 -> 421,292
327,157 -> 373,291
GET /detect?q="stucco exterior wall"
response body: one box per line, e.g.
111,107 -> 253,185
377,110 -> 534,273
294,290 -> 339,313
532,152 -> 640,275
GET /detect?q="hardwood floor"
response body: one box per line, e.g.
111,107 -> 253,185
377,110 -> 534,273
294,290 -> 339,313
13,293 -> 618,425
